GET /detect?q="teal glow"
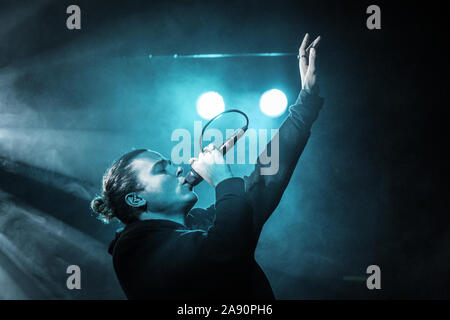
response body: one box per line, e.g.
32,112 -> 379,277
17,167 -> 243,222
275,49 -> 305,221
196,92 -> 225,120
259,89 -> 288,117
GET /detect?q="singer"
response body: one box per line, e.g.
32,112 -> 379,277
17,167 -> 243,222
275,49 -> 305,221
90,33 -> 324,299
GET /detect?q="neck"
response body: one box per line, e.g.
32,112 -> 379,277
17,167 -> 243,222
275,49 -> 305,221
139,210 -> 186,226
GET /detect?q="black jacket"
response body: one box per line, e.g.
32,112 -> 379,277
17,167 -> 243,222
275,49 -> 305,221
108,90 -> 324,299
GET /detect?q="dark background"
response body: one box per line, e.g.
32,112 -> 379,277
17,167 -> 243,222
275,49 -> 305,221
0,0 -> 448,299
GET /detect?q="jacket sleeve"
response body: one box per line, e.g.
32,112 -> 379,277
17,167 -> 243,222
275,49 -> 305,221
177,177 -> 255,262
244,90 -> 324,244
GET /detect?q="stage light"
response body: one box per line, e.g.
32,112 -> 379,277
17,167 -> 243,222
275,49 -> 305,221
196,92 -> 225,120
259,89 -> 288,117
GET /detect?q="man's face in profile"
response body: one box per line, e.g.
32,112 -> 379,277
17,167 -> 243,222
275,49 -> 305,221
129,150 -> 198,214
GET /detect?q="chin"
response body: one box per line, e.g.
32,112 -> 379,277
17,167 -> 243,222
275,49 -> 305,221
185,193 -> 198,208
177,189 -> 198,210
182,188 -> 197,200
189,192 -> 198,204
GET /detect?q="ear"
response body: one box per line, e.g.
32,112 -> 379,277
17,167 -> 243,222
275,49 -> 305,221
124,192 -> 147,208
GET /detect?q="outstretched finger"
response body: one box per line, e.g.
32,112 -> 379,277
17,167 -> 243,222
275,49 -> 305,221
299,33 -> 310,55
309,35 -> 321,51
308,47 -> 317,73
299,33 -> 310,76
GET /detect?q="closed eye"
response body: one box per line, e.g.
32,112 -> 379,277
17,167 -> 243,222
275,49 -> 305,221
151,160 -> 169,174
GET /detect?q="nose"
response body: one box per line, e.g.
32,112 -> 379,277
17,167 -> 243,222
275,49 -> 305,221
176,166 -> 183,177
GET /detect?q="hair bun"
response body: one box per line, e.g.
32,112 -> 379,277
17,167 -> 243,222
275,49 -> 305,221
90,196 -> 114,222
91,197 -> 104,213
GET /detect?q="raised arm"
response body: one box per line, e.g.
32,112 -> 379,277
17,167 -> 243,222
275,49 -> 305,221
244,33 -> 324,244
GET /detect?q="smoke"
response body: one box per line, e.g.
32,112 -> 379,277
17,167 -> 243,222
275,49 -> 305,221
0,189 -> 124,299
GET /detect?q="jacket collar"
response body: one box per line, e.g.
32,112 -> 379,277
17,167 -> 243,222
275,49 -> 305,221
108,219 -> 187,255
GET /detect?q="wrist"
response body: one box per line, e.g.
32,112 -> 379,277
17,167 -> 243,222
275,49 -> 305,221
302,84 -> 319,96
302,85 -> 311,94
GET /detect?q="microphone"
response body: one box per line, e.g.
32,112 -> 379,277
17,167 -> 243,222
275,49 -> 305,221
184,126 -> 248,187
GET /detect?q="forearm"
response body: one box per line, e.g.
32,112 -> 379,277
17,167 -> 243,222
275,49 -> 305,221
205,177 -> 255,255
244,90 -> 324,243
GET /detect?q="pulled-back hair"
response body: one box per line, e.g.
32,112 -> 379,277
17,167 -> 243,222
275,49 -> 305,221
91,149 -> 148,224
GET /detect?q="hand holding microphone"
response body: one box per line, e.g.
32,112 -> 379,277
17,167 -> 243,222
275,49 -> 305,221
188,144 -> 233,187
183,109 -> 248,187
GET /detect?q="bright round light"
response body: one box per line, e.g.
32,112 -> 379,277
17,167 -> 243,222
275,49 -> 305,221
196,92 -> 225,120
259,89 -> 288,117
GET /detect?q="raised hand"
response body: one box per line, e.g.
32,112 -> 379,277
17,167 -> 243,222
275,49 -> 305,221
298,33 -> 321,94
